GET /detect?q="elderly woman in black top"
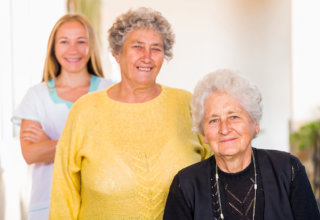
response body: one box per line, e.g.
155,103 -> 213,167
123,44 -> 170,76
163,69 -> 320,220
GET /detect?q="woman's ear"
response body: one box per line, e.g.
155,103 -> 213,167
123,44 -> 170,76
255,122 -> 260,135
114,53 -> 120,63
202,135 -> 208,144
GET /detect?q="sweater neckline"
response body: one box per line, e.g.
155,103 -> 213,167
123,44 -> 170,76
104,84 -> 167,107
211,148 -> 257,178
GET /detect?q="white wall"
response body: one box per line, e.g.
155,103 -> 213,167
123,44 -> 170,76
101,0 -> 291,151
11,0 -> 66,105
292,0 -> 320,127
0,1 -> 65,219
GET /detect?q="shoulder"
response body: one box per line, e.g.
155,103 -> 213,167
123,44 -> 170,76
18,82 -> 49,103
32,81 -> 48,89
163,86 -> 192,98
74,89 -> 106,106
161,86 -> 192,107
256,148 -> 298,163
255,148 -> 303,179
94,76 -> 114,90
25,82 -> 48,95
171,157 -> 212,199
69,90 -> 106,115
12,82 -> 49,124
176,157 -> 212,182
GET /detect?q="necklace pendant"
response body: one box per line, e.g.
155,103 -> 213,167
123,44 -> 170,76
220,213 -> 224,219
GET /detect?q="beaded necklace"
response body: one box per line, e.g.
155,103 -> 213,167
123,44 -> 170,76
215,152 -> 257,220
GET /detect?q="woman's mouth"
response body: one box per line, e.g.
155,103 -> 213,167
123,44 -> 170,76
137,66 -> 152,71
220,138 -> 237,143
65,58 -> 81,63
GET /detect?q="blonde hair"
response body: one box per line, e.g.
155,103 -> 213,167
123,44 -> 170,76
42,13 -> 104,82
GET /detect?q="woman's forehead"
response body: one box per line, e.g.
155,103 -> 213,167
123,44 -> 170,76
204,92 -> 248,115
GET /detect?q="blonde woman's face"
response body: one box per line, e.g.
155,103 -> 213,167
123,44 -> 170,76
54,21 -> 90,75
202,92 -> 260,159
114,28 -> 165,87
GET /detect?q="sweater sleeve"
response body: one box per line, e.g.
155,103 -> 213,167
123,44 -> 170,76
289,156 -> 320,219
49,106 -> 83,220
198,134 -> 213,160
185,90 -> 212,160
163,174 -> 194,220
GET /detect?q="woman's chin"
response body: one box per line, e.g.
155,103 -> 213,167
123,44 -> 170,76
216,146 -> 242,158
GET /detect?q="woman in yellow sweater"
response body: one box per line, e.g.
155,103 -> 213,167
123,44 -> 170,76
49,7 -> 210,219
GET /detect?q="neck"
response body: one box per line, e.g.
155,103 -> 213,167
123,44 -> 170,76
108,82 -> 161,103
215,148 -> 253,173
56,70 -> 91,88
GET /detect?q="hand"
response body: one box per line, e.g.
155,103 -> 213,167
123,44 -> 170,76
20,123 -> 51,143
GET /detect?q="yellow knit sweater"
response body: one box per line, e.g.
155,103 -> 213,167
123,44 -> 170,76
49,85 -> 210,220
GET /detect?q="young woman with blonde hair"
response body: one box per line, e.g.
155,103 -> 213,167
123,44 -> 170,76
12,13 -> 113,220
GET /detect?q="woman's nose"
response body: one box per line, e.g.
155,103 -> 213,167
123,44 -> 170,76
141,48 -> 151,62
68,43 -> 77,53
219,120 -> 230,135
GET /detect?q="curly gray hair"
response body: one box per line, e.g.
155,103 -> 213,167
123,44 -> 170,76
191,69 -> 263,134
108,7 -> 175,60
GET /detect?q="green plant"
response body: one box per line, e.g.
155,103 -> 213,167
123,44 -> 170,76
290,121 -> 320,150
290,120 -> 320,208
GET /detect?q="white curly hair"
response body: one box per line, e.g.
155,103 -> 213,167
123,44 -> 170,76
191,69 -> 263,134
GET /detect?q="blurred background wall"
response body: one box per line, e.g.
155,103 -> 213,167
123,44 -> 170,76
0,0 -> 319,219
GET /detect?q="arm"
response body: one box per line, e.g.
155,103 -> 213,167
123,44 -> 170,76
163,175 -> 193,220
290,157 -> 320,219
20,120 -> 57,164
49,110 -> 81,220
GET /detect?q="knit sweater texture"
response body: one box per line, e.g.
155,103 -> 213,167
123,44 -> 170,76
49,85 -> 209,219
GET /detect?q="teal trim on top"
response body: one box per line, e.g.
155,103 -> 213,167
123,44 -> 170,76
29,206 -> 49,213
89,75 -> 100,92
48,75 -> 101,109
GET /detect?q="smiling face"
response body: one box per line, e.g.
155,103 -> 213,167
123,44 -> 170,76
114,28 -> 165,88
54,20 -> 90,75
202,92 -> 260,159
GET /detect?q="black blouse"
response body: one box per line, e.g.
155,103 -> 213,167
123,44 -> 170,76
163,148 -> 320,220
210,153 -> 264,220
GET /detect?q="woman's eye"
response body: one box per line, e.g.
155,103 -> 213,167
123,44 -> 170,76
230,115 -> 239,120
133,45 -> 142,49
152,48 -> 161,52
59,40 -> 68,44
78,41 -> 87,44
209,119 -> 218,124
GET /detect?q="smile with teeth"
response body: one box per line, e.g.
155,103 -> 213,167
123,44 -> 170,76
65,58 -> 81,62
137,66 -> 152,71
